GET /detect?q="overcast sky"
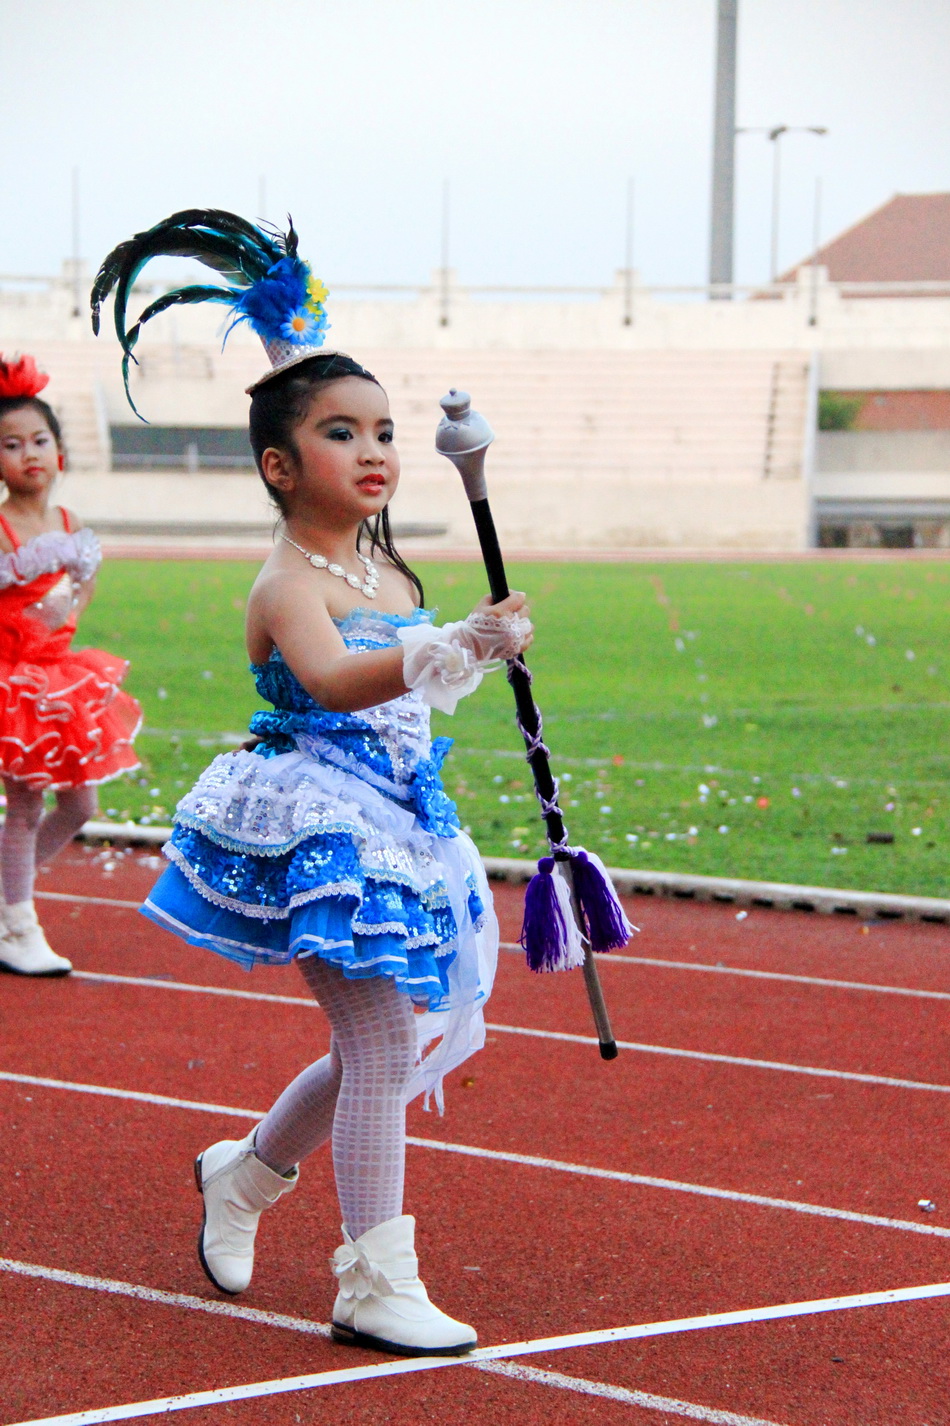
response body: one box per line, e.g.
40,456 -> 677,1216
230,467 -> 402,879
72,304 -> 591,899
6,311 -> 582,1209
2,0 -> 948,292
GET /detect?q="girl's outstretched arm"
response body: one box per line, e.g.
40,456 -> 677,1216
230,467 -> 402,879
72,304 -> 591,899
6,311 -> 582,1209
253,568 -> 530,715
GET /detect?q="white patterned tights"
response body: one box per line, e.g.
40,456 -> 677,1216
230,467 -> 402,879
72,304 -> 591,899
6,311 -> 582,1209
255,955 -> 417,1240
1,779 -> 98,905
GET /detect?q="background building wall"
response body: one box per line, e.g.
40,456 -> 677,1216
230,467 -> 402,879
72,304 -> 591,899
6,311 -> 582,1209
1,264 -> 948,550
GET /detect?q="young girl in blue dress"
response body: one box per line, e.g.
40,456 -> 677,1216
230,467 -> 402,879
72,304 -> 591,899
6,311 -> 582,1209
93,211 -> 532,1357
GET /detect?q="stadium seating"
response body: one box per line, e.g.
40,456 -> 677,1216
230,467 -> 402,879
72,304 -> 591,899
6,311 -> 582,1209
29,341 -> 813,549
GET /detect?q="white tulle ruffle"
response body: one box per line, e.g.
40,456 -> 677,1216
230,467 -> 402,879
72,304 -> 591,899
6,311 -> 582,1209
0,528 -> 100,591
171,747 -> 498,1110
176,748 -> 449,895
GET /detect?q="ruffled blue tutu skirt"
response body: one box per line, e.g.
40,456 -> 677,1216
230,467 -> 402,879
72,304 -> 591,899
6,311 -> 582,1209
142,748 -> 498,1104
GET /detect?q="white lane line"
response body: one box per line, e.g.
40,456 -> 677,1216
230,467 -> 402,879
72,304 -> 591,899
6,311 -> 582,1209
75,958 -> 950,1010
0,1256 -> 786,1426
40,893 -> 950,1002
73,971 -> 319,1009
12,1280 -> 950,1425
3,1070 -> 949,1240
600,953 -> 950,1003
62,970 -> 950,1094
480,1360 -> 789,1426
37,891 -> 142,910
0,1071 -> 261,1120
0,1259 -> 329,1337
486,1022 -> 950,1094
73,959 -> 950,1017
410,1135 -> 950,1238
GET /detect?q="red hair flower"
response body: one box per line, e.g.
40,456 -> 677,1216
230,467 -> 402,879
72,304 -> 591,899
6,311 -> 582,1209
0,353 -> 50,399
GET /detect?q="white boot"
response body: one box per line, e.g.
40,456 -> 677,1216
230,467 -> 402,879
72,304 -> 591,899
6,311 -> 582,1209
331,1214 -> 477,1356
194,1128 -> 298,1294
0,901 -> 72,976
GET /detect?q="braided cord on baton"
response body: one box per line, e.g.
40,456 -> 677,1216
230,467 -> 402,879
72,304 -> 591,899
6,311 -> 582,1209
469,497 -> 619,1059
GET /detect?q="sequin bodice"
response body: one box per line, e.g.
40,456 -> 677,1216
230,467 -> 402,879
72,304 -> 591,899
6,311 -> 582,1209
248,607 -> 460,837
0,526 -> 101,663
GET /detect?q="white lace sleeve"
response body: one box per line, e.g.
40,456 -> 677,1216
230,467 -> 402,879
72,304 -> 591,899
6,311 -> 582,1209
0,527 -> 101,590
397,609 -> 532,715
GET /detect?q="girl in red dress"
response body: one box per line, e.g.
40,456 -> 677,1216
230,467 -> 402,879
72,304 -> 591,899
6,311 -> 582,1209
0,354 -> 142,976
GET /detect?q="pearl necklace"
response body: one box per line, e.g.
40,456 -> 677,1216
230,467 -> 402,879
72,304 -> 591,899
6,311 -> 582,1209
281,534 -> 379,599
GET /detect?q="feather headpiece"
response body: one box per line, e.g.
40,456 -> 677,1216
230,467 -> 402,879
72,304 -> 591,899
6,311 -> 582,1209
0,353 -> 50,400
90,208 -> 332,417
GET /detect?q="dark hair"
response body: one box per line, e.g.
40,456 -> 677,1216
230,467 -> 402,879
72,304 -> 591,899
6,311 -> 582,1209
248,353 -> 424,605
0,396 -> 64,453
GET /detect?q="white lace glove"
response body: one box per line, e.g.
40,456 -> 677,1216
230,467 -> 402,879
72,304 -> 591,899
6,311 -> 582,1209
397,609 -> 533,715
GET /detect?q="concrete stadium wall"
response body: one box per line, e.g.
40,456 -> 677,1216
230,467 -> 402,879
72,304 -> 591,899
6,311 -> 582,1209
818,431 -> 950,471
819,350 -> 950,389
4,264 -> 950,355
2,266 -> 949,550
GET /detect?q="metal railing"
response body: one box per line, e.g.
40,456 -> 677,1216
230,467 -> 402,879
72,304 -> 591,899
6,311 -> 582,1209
3,270 -> 948,342
5,271 -> 950,302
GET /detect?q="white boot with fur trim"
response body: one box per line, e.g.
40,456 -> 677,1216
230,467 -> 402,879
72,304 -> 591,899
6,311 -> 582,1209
331,1214 -> 477,1356
0,901 -> 72,976
195,1129 -> 298,1294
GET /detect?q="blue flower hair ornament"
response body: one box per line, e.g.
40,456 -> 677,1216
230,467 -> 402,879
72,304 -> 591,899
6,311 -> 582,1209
91,208 -> 332,418
229,255 -> 329,347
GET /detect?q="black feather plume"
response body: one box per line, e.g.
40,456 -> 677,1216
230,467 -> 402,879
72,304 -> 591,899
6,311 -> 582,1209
91,208 -> 293,418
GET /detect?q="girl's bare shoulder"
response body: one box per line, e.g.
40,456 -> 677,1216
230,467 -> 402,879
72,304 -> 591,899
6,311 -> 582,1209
372,553 -> 423,613
246,548 -> 334,655
248,547 -> 317,614
0,504 -> 81,552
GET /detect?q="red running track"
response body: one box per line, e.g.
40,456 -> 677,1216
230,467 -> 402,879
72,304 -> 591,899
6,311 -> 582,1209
1,844 -> 949,1425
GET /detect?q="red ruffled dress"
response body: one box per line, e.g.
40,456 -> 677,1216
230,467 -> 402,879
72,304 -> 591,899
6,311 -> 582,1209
0,509 -> 142,790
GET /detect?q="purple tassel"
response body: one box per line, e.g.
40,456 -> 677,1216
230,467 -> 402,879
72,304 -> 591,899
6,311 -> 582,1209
520,857 -> 584,972
569,848 -> 636,953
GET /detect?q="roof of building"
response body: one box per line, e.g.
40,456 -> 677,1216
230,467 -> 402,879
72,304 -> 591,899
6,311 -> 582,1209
783,193 -> 950,282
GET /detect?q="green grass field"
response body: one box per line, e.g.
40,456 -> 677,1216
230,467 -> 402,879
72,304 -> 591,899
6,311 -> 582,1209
78,559 -> 950,899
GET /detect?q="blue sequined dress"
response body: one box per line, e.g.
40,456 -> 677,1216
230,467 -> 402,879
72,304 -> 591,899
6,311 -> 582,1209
143,608 -> 498,1104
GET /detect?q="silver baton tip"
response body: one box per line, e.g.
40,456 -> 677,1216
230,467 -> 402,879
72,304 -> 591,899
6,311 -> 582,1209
439,389 -> 471,421
435,391 -> 494,456
435,389 -> 494,502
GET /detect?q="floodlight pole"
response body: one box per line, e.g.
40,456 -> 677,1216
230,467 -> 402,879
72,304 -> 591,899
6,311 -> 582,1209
623,177 -> 635,326
769,126 -> 788,283
70,168 -> 82,320
808,176 -> 823,327
708,0 -> 738,298
439,180 -> 451,328
738,125 -> 828,282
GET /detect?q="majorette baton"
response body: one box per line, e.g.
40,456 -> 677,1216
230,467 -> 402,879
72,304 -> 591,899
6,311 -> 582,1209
436,390 -> 635,1061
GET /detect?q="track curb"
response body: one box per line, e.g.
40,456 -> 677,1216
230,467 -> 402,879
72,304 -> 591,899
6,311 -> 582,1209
479,857 -> 950,924
76,822 -> 950,925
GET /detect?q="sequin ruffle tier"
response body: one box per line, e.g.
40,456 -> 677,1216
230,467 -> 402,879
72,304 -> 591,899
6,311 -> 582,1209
142,748 -> 484,1009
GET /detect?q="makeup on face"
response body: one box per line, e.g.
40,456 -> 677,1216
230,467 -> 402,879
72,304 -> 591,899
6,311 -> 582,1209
0,408 -> 60,490
280,377 -> 400,521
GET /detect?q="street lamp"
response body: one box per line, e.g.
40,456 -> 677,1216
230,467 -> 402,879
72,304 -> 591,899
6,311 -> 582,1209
738,125 -> 828,281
